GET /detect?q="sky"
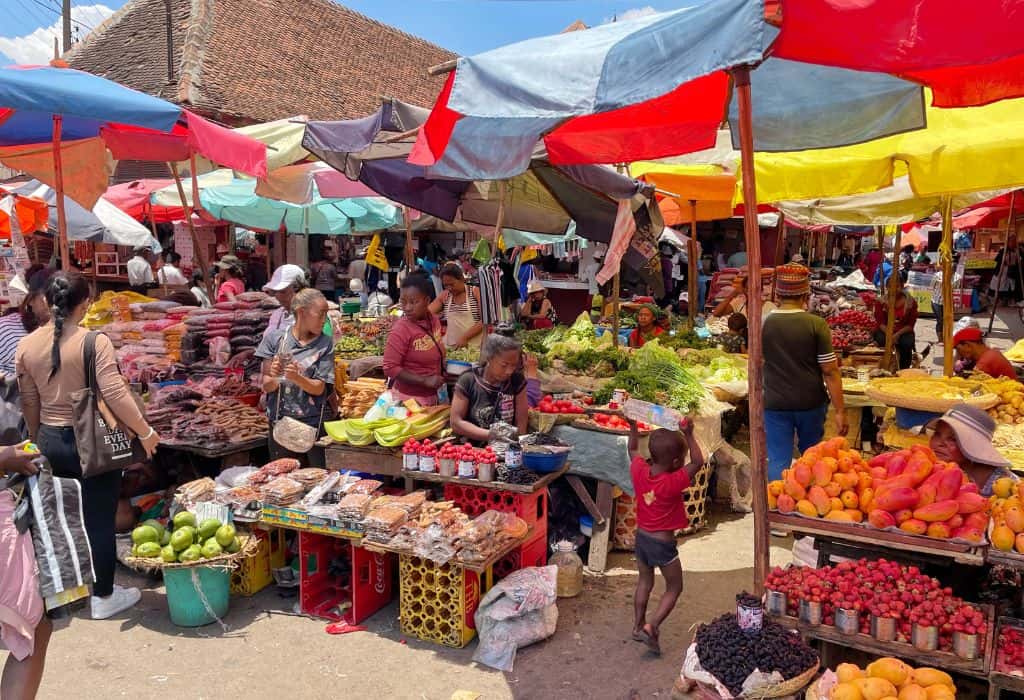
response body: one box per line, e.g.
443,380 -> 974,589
1,0 -> 687,64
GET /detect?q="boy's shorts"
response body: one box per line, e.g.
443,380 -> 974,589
635,530 -> 679,568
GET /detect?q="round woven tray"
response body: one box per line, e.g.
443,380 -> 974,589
745,662 -> 819,699
123,534 -> 257,573
866,377 -> 1000,412
528,410 -> 578,432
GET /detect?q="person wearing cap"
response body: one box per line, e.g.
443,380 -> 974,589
762,263 -> 847,481
953,327 -> 1017,379
126,246 -> 155,294
928,404 -> 1014,495
348,277 -> 368,311
712,268 -> 778,318
366,279 -> 394,318
262,264 -> 309,342
519,279 -> 557,330
214,255 -> 245,303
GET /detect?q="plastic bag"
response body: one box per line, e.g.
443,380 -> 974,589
713,444 -> 752,513
473,565 -> 559,672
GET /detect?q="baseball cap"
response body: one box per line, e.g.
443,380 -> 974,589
377,279 -> 389,291
263,264 -> 306,292
953,327 -> 983,346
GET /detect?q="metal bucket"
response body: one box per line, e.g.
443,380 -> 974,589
799,599 -> 823,625
870,614 -> 897,642
835,608 -> 859,635
911,623 -> 939,651
953,631 -> 981,660
765,590 -> 787,616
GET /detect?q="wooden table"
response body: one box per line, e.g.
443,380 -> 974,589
323,443 -> 403,477
400,463 -> 568,493
362,531 -> 529,574
773,614 -> 993,679
161,437 -> 267,460
159,437 -> 268,480
767,512 -> 986,566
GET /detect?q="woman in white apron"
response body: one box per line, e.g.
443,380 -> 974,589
429,263 -> 483,349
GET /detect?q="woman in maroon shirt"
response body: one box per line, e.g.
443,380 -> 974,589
871,287 -> 918,370
383,275 -> 447,404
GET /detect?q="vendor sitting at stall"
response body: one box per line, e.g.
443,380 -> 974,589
256,288 -> 334,459
712,269 -> 777,318
519,279 -> 558,330
928,403 -> 1013,495
450,334 -> 529,443
720,313 -> 748,354
383,274 -> 447,405
628,304 -> 665,348
870,283 -> 918,370
953,327 -> 1018,380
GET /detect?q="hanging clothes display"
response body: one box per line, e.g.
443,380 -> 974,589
477,259 -> 505,325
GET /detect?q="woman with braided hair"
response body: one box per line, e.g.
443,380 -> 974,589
15,272 -> 160,620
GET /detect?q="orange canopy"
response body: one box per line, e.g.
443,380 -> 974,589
0,191 -> 49,238
630,162 -> 737,225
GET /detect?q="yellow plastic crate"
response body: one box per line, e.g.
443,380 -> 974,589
398,555 -> 493,648
231,526 -> 287,596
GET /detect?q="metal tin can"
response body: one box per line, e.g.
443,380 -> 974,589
612,389 -> 627,404
870,614 -> 897,642
911,623 -> 939,651
765,590 -> 787,616
799,599 -> 823,625
835,608 -> 859,635
953,631 -> 980,660
477,461 -> 494,482
737,601 -> 764,633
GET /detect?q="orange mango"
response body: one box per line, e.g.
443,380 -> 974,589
925,522 -> 951,539
825,481 -> 843,498
825,510 -> 856,522
845,509 -> 864,523
899,519 -> 928,535
1004,506 -> 1024,533
841,490 -> 859,509
894,509 -> 914,524
1015,532 -> 1024,554
956,492 -> 987,514
776,493 -> 795,514
796,499 -> 817,518
784,474 -> 806,501
830,497 -> 845,513
913,500 -> 959,523
936,469 -> 963,501
793,461 -> 812,487
915,483 -> 937,508
808,485 -> 831,516
767,480 -> 784,497
874,487 -> 920,512
992,524 -> 1015,551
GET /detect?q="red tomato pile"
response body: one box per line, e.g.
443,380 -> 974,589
537,395 -> 585,414
765,558 -> 988,650
590,413 -> 651,431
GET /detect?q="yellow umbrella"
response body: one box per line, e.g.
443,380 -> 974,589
749,92 -> 1024,203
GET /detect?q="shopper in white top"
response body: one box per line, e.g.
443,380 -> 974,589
156,251 -> 188,286
126,247 -> 154,291
366,279 -> 394,318
190,269 -> 212,308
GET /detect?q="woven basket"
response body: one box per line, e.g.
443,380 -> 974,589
123,535 -> 257,573
528,409 -> 577,432
688,662 -> 819,700
866,377 -> 1000,412
744,663 -> 819,699
679,461 -> 713,536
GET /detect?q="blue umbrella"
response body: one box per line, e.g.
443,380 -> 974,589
197,176 -> 400,234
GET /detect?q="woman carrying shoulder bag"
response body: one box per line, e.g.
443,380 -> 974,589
15,273 -> 159,620
256,288 -> 335,461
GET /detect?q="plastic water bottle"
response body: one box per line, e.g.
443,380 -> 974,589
622,398 -> 683,431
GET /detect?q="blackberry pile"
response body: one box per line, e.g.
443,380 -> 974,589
694,613 -> 818,696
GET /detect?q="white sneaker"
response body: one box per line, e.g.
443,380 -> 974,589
90,586 -> 141,619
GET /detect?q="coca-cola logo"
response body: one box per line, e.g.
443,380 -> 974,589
464,573 -> 480,629
373,553 -> 386,595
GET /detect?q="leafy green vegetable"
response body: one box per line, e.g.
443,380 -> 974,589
562,347 -> 630,373
565,312 -> 596,343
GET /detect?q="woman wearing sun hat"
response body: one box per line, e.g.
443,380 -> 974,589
519,279 -> 557,330
928,403 -> 1014,496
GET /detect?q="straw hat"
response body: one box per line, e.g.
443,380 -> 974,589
526,279 -> 545,295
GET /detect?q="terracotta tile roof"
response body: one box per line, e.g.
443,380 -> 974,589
66,0 -> 456,125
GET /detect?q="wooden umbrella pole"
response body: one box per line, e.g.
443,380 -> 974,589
688,200 -> 699,326
734,65 -> 769,594
987,191 -> 1018,335
170,162 -> 213,300
882,227 -> 900,371
402,206 -> 415,270
51,116 -> 71,271
611,272 -> 621,348
940,197 -> 955,375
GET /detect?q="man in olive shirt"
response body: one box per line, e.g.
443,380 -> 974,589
762,264 -> 847,481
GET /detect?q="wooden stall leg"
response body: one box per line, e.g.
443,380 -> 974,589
586,481 -> 615,574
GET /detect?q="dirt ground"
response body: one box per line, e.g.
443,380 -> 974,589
17,310 -> 1023,699
21,509 -> 792,700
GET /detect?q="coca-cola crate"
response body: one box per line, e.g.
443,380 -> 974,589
442,483 -> 547,529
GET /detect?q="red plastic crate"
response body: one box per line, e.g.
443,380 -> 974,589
493,527 -> 549,580
442,484 -> 548,529
298,531 -> 394,624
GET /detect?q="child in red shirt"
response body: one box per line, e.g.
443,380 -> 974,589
628,416 -> 703,655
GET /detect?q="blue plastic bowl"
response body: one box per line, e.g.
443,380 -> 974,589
522,451 -> 570,473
